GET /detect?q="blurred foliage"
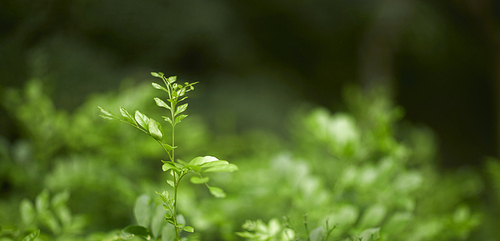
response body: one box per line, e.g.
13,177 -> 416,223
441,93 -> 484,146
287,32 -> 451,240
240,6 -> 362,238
1,79 -> 496,240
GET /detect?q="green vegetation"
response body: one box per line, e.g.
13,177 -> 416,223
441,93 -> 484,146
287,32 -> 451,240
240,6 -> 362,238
0,75 -> 497,241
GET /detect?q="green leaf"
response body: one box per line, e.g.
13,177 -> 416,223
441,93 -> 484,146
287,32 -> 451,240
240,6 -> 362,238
148,118 -> 163,141
162,143 -> 177,152
183,226 -> 194,233
35,190 -> 49,213
208,186 -> 226,198
175,103 -> 188,116
122,225 -> 152,240
152,83 -> 168,92
134,194 -> 152,227
190,176 -> 210,184
98,106 -> 117,120
162,225 -> 176,241
22,230 -> 40,241
154,98 -> 171,110
156,191 -> 169,203
174,114 -> 188,125
167,180 -> 175,188
135,110 -> 150,131
51,190 -> 69,208
167,76 -> 177,84
162,162 -> 179,172
358,228 -> 380,241
200,160 -> 229,168
20,199 -> 35,225
151,72 -> 164,78
204,163 -> 238,173
163,116 -> 173,125
189,156 -> 219,166
39,211 -> 60,234
120,107 -> 136,125
151,205 -> 167,238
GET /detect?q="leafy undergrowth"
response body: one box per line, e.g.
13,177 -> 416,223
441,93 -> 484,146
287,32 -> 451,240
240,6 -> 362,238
0,79 -> 493,241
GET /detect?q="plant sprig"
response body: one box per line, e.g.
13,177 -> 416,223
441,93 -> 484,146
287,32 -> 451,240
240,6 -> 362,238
99,72 -> 238,241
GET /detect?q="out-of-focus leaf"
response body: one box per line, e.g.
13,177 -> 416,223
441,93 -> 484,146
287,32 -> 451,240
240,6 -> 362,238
22,230 -> 40,241
190,176 -> 209,184
134,194 -> 152,228
208,186 -> 226,198
122,225 -> 152,240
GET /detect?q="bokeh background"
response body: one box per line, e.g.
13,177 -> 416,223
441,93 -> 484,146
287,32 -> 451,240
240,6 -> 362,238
1,0 -> 499,168
1,0 -> 500,240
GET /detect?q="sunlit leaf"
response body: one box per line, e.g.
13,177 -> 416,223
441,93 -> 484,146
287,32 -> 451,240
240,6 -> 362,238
98,106 -> 117,120
175,103 -> 188,116
120,107 -> 136,125
151,72 -> 163,78
167,76 -> 177,84
154,98 -> 171,110
148,118 -> 163,141
152,83 -> 168,92
204,163 -> 238,173
135,110 -> 150,131
189,156 -> 219,166
174,114 -> 188,125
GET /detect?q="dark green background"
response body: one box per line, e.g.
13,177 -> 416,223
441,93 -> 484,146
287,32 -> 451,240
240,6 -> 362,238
1,0 -> 499,168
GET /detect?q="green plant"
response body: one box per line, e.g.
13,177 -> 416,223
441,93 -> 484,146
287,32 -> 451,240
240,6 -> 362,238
0,190 -> 86,241
98,72 -> 238,241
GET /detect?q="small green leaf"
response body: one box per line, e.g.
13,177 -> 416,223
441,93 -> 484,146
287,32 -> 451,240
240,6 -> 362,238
163,116 -> 173,125
183,226 -> 194,233
151,72 -> 163,78
174,114 -> 188,125
204,163 -> 238,173
134,194 -> 152,227
39,211 -> 60,234
167,76 -> 177,84
120,107 -> 136,125
135,111 -> 150,131
152,83 -> 168,92
190,176 -> 210,184
208,186 -> 226,198
189,156 -> 219,166
20,199 -> 35,225
175,103 -> 188,116
51,190 -> 69,208
162,143 -> 177,152
162,162 -> 179,172
35,190 -> 49,213
98,106 -> 117,120
148,118 -> 163,141
122,225 -> 152,240
154,98 -> 171,110
22,230 -> 40,241
167,180 -> 175,188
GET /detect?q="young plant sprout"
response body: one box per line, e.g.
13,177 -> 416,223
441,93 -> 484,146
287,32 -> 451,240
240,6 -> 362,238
99,72 -> 238,241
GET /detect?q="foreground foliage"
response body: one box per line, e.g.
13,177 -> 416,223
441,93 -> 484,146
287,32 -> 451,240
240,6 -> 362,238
0,77 -> 494,241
